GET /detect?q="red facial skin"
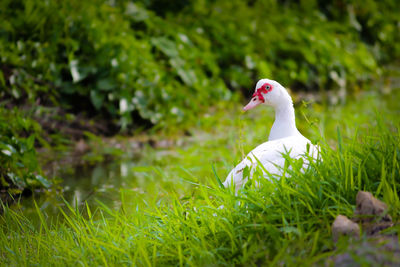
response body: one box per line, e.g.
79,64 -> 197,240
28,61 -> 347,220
243,82 -> 274,111
252,83 -> 273,103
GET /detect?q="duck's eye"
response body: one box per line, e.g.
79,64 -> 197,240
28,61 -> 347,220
266,85 -> 270,90
253,98 -> 257,101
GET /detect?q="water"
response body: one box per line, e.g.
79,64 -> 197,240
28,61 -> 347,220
14,160 -> 148,219
13,140 -> 212,220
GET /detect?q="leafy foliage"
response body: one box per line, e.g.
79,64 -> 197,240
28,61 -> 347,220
1,0 -> 399,129
0,107 -> 51,194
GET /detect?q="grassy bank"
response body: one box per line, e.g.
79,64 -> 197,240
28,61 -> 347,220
1,89 -> 400,266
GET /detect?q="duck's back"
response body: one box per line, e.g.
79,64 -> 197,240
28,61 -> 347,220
223,135 -> 318,190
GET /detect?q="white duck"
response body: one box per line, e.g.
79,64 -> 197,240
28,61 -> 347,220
223,78 -> 319,190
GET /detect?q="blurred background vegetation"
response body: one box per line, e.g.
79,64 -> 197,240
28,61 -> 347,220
1,0 -> 399,194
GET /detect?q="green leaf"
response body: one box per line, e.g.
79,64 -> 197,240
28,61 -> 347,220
90,90 -> 104,110
7,172 -> 26,188
26,135 -> 35,150
1,144 -> 17,156
0,70 -> 5,87
97,78 -> 116,91
212,164 -> 224,188
34,174 -> 51,188
151,37 -> 179,58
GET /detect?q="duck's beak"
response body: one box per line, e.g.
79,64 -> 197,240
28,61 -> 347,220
243,97 -> 262,111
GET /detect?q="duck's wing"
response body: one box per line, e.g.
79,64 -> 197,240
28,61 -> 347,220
223,136 -> 318,190
223,139 -> 289,189
223,155 -> 252,190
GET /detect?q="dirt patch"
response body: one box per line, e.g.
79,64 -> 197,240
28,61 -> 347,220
329,191 -> 399,266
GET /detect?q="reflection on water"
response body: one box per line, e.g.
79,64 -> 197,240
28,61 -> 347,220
15,160 -> 145,219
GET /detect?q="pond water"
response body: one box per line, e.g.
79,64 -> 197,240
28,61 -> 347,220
15,138 -> 228,220
15,160 -> 136,218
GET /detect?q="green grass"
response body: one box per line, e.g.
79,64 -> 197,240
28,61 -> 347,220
1,90 -> 400,266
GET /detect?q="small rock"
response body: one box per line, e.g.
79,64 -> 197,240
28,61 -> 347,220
332,215 -> 360,242
354,191 -> 393,235
355,191 -> 391,220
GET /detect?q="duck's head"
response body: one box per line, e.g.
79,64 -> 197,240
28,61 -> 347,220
243,79 -> 291,111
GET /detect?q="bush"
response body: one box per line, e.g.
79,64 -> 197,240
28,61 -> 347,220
0,107 -> 51,194
0,0 -> 399,130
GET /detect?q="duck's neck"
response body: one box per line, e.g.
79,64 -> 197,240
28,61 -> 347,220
268,102 -> 300,141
